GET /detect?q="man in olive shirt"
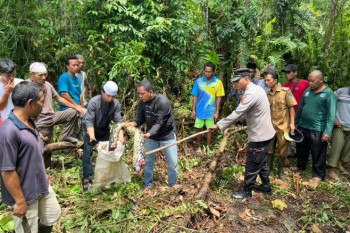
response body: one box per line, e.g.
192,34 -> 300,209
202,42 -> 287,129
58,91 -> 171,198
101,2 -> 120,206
292,70 -> 337,182
265,71 -> 297,180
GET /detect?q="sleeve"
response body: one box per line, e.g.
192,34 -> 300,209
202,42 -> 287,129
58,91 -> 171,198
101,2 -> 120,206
216,80 -> 225,97
324,92 -> 338,135
191,80 -> 199,96
217,92 -> 256,131
84,72 -> 89,85
58,75 -> 68,93
113,101 -> 123,124
133,101 -> 146,126
295,93 -> 306,125
285,89 -> 297,107
49,83 -> 58,98
84,99 -> 97,128
0,130 -> 18,171
147,100 -> 172,136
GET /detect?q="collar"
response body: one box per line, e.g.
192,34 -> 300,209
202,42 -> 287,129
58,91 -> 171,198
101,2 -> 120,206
269,85 -> 282,94
8,111 -> 37,130
201,76 -> 217,83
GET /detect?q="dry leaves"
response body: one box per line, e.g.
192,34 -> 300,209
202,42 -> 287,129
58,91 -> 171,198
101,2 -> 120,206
271,199 -> 288,211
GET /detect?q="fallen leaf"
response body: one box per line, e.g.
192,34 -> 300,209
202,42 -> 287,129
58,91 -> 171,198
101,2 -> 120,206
302,181 -> 318,188
312,224 -> 323,233
274,179 -> 289,188
238,208 -> 251,222
271,199 -> 288,211
209,207 -> 220,217
179,195 -> 184,202
251,195 -> 261,203
213,204 -> 228,212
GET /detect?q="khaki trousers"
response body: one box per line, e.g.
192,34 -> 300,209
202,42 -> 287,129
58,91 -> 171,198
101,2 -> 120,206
12,186 -> 61,233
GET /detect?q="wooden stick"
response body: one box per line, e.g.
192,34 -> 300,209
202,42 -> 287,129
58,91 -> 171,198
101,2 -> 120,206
145,129 -> 210,156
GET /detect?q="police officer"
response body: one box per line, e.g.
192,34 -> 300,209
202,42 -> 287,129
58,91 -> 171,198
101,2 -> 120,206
209,68 -> 275,199
265,71 -> 297,180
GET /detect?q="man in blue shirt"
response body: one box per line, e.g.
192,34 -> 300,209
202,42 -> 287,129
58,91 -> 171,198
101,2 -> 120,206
58,56 -> 83,111
192,62 -> 225,154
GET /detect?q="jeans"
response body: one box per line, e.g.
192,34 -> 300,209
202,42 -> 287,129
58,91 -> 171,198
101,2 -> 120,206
144,134 -> 178,188
244,139 -> 271,191
82,130 -> 99,180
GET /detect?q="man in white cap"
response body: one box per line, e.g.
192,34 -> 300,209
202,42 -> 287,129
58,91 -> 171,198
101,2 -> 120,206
82,81 -> 125,191
29,62 -> 85,167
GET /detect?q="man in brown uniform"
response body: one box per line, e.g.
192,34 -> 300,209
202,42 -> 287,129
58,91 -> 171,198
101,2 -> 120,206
265,71 -> 297,180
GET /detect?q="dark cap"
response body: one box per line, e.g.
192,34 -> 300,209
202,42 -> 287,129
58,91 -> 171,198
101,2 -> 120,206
282,64 -> 298,73
263,65 -> 276,73
284,128 -> 304,143
230,68 -> 251,82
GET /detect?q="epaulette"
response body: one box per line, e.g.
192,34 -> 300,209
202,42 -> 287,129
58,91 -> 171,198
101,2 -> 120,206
281,87 -> 289,91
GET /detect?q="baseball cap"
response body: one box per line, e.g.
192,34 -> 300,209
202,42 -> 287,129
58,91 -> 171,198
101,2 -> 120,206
284,128 -> 304,143
282,64 -> 298,73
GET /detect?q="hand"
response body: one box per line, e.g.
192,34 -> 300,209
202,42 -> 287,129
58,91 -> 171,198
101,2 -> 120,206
192,110 -> 196,119
46,174 -> 51,185
208,124 -> 219,132
322,133 -> 331,142
89,136 -> 96,142
334,118 -> 341,127
126,121 -> 137,127
143,133 -> 151,139
214,112 -> 219,122
290,123 -> 295,135
4,79 -> 15,95
75,107 -> 85,117
13,201 -> 27,219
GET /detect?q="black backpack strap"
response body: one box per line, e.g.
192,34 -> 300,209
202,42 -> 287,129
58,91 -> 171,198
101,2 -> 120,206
291,79 -> 300,93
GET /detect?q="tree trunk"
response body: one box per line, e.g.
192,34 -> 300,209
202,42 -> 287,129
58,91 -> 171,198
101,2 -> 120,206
44,141 -> 84,153
324,0 -> 339,55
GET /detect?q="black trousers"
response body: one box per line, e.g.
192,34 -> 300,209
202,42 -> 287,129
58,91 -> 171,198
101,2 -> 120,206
296,127 -> 327,179
244,139 -> 271,191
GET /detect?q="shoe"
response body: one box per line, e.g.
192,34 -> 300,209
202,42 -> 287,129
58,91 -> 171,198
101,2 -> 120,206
64,136 -> 78,144
278,157 -> 286,180
231,190 -> 252,199
253,183 -> 272,194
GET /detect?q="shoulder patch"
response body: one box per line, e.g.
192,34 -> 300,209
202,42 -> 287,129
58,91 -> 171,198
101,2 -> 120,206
241,95 -> 247,104
288,93 -> 293,99
282,87 -> 289,91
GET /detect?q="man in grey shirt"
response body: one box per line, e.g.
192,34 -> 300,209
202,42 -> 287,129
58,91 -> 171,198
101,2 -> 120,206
82,81 -> 124,191
209,68 -> 275,199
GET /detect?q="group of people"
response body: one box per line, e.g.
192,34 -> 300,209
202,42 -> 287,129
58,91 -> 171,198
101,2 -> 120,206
0,57 -> 349,232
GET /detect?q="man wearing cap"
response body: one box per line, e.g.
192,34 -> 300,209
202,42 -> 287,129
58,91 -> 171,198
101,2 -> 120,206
0,59 -> 23,122
0,82 -> 61,233
209,68 -> 275,199
327,87 -> 350,180
29,62 -> 85,144
82,81 -> 124,191
282,64 -> 309,112
192,62 -> 225,154
292,70 -> 337,182
75,55 -> 89,107
264,71 -> 297,180
127,79 -> 178,189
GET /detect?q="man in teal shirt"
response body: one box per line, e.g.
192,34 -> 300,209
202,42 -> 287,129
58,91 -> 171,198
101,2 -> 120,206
292,70 -> 337,182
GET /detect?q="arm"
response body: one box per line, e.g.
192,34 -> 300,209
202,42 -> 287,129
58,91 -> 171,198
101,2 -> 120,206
60,92 -> 77,106
323,92 -> 338,140
289,107 -> 296,134
80,94 -> 84,108
55,96 -> 84,116
0,80 -> 15,110
84,98 -> 97,140
192,96 -> 198,119
294,94 -> 306,125
1,171 -> 27,218
133,101 -> 146,127
87,127 -> 96,142
214,96 -> 222,121
113,101 -> 123,124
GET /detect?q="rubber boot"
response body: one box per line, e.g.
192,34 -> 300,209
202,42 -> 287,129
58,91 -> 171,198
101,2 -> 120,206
254,175 -> 272,193
278,157 -> 286,180
267,154 -> 274,174
231,189 -> 252,199
38,224 -> 53,233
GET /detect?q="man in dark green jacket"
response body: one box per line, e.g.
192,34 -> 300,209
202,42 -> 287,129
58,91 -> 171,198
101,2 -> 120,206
292,70 -> 337,182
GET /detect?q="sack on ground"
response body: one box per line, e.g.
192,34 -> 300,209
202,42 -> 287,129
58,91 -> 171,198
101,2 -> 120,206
94,141 -> 131,189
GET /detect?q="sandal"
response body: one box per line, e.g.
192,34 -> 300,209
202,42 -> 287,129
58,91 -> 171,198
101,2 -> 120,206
310,177 -> 322,183
82,178 -> 92,192
195,149 -> 202,155
328,172 -> 340,180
